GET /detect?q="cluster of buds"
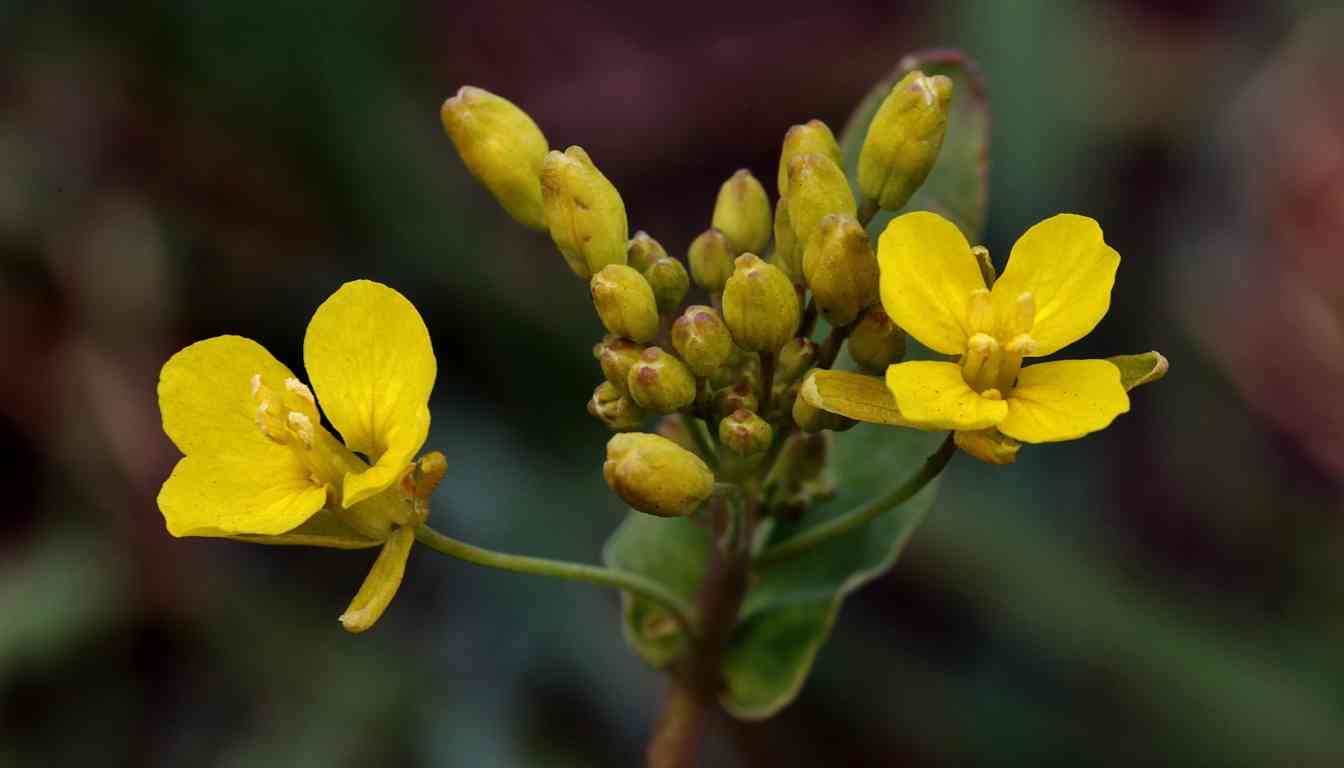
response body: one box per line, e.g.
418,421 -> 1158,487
442,72 -> 953,519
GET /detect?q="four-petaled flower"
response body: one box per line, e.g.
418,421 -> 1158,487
877,211 -> 1130,443
157,280 -> 440,631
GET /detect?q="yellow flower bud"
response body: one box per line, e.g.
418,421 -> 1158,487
714,379 -> 759,422
719,409 -> 773,457
708,345 -> 757,391
542,146 -> 629,279
594,335 -> 646,392
771,198 -> 802,281
627,231 -> 669,272
671,305 -> 733,377
954,427 -> 1021,465
627,347 -> 697,413
588,381 -> 647,431
643,256 -> 690,315
591,265 -> 660,343
604,433 -> 715,517
857,70 -> 953,212
802,214 -> 879,327
688,228 -> 735,293
775,337 -> 818,385
792,371 -> 856,432
722,254 -> 800,354
847,307 -> 906,373
777,119 -> 842,196
785,153 -> 857,251
441,86 -> 549,231
712,169 -> 772,255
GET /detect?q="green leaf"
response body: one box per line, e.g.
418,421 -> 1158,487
839,49 -> 990,242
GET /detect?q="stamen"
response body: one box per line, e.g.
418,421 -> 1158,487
284,377 -> 316,407
287,411 -> 315,448
1003,291 -> 1036,338
249,373 -> 263,398
961,332 -> 1001,393
995,334 -> 1036,393
966,289 -> 994,335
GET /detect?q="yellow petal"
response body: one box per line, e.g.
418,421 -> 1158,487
999,360 -> 1130,443
877,211 -> 985,355
885,360 -> 1007,430
157,447 -> 328,537
159,335 -> 296,456
339,525 -> 416,633
304,281 -> 436,508
991,214 -> 1119,356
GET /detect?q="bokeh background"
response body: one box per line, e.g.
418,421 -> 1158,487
3,1 -> 1344,765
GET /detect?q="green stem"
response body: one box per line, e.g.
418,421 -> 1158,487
682,414 -> 719,469
858,198 -> 880,228
414,524 -> 697,638
753,433 -> 956,568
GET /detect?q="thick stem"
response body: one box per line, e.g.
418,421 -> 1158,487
647,678 -> 710,768
858,198 -> 880,228
758,351 -> 776,417
816,323 -> 854,369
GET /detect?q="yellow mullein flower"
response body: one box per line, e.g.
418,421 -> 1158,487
877,211 -> 1130,443
156,279 -> 441,632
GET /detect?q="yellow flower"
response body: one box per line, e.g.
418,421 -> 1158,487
877,211 -> 1129,443
156,280 -> 440,631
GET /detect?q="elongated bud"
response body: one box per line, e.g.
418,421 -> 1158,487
776,337 -> 818,385
671,305 -> 733,377
719,409 -> 773,457
441,86 -> 549,230
777,120 -> 842,196
627,347 -> 697,413
792,370 -> 856,432
847,307 -> 906,372
594,335 -> 646,392
857,70 -> 953,212
771,198 -> 802,281
542,146 -> 628,279
712,169 -> 772,255
591,264 -> 660,342
954,427 -> 1020,465
723,254 -> 800,354
604,433 -> 715,517
627,231 -> 668,272
588,381 -> 647,431
644,256 -> 689,315
785,153 -> 857,251
714,379 -> 759,421
688,228 -> 735,293
802,214 -> 879,326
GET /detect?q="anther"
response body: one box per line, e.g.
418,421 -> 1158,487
287,412 -> 315,449
1004,291 -> 1036,338
995,333 -> 1036,393
966,289 -> 994,335
961,332 -> 1001,393
284,377 -> 316,407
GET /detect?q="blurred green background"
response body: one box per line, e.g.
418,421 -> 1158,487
3,1 -> 1344,765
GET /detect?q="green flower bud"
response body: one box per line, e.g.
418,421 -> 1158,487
802,214 -> 879,327
603,433 -> 715,517
777,119 -> 842,196
719,409 -> 773,457
712,169 -> 772,255
627,347 -> 697,413
644,256 -> 690,315
857,70 -> 953,212
441,86 -> 549,231
707,345 -> 756,391
954,427 -> 1021,465
785,153 -> 857,251
713,380 -> 759,422
591,264 -> 660,343
792,371 -> 856,432
594,335 -> 646,392
671,305 -> 733,377
776,337 -> 818,385
688,228 -> 735,293
771,198 -> 802,281
627,231 -> 669,272
722,254 -> 800,354
542,146 -> 628,279
847,307 -> 906,373
588,381 -> 647,431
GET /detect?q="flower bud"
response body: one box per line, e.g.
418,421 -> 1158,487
688,228 -> 735,293
542,146 -> 628,279
722,254 -> 800,354
719,409 -> 773,457
714,380 -> 759,422
777,119 -> 842,196
594,335 -> 646,392
785,153 -> 857,251
671,305 -> 733,377
802,214 -> 879,327
712,169 -> 772,255
644,256 -> 690,315
771,198 -> 802,281
847,307 -> 906,372
708,345 -> 756,391
776,337 -> 818,385
589,381 -> 647,431
954,427 -> 1021,465
857,70 -> 953,212
604,433 -> 715,517
441,86 -> 549,230
591,264 -> 660,343
627,347 -> 697,413
792,371 -> 856,432
627,231 -> 669,272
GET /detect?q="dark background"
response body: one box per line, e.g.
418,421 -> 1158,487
3,1 -> 1344,765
